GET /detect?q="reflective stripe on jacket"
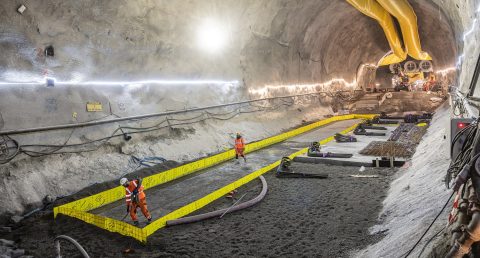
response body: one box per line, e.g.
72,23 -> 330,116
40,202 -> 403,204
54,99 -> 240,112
125,180 -> 145,205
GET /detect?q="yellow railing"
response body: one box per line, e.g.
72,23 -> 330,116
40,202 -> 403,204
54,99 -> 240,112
54,114 -> 375,243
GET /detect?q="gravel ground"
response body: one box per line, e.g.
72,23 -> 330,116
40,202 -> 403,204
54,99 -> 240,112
6,162 -> 396,257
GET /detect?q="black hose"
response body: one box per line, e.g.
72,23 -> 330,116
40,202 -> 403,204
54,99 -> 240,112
403,192 -> 454,258
166,176 -> 267,226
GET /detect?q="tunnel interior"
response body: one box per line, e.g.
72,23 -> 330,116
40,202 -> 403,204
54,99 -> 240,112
0,0 -> 479,257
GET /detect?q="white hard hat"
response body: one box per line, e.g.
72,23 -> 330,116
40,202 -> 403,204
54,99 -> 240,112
120,178 -> 128,186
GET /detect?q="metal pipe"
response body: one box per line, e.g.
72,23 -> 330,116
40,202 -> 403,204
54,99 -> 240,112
0,91 -> 354,136
166,176 -> 267,226
54,235 -> 90,258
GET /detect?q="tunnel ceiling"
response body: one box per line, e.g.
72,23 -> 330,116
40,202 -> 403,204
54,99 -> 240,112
0,0 -> 456,87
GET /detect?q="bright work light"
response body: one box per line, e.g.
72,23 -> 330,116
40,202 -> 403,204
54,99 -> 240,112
196,19 -> 227,53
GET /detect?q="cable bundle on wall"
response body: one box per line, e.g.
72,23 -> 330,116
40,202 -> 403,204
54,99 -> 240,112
446,121 -> 478,189
0,95 -> 306,163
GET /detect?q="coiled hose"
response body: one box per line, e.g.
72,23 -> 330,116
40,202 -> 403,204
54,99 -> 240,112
166,176 -> 267,226
55,235 -> 90,258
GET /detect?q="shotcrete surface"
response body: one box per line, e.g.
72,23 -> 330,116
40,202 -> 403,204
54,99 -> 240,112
355,103 -> 452,258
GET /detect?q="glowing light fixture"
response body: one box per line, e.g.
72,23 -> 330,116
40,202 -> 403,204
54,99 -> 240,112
435,67 -> 457,76
58,79 -> 239,86
457,6 -> 480,67
0,78 -> 239,87
463,18 -> 477,41
196,19 -> 228,53
248,78 -> 357,97
457,122 -> 469,129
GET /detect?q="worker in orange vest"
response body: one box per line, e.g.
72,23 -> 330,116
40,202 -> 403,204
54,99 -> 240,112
120,177 -> 152,226
234,132 -> 247,162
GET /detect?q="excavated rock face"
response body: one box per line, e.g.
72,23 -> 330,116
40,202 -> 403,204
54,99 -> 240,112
0,0 -> 457,89
0,0 -> 475,219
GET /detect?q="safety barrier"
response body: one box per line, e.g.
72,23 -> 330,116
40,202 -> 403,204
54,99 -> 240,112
54,114 -> 375,243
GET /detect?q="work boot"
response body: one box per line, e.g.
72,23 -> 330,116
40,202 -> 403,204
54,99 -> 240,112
133,221 -> 139,226
226,192 -> 234,198
147,218 -> 152,225
243,157 -> 247,163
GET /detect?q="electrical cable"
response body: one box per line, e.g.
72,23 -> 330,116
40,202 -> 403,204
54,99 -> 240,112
416,227 -> 445,258
0,135 -> 20,164
3,96 -> 314,161
446,121 -> 478,188
0,91 -> 347,136
21,128 -> 76,157
403,192 -> 454,258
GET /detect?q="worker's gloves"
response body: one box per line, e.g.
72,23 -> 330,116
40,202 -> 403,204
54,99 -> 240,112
133,189 -> 138,195
126,205 -> 130,213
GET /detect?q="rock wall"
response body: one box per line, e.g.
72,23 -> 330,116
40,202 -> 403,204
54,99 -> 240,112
0,0 -> 468,219
355,103 -> 451,258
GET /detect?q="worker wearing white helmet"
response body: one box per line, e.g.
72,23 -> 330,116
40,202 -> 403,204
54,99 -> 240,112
120,177 -> 152,226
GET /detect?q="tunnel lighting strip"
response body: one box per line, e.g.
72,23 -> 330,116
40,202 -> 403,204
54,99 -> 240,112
462,18 -> 477,41
249,78 -> 357,96
457,6 -> 480,67
56,80 -> 240,86
249,63 -> 377,97
435,67 -> 457,76
0,79 -> 240,86
0,82 -> 44,86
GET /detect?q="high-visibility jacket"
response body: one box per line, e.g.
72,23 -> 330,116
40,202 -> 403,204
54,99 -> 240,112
235,137 -> 245,149
125,179 -> 145,205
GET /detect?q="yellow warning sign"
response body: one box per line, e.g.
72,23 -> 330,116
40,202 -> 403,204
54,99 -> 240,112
86,102 -> 102,112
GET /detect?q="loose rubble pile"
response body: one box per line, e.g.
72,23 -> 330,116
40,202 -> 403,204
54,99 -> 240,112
0,239 -> 31,258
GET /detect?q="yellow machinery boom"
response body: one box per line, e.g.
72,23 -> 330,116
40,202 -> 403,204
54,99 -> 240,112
347,0 -> 432,65
346,0 -> 407,66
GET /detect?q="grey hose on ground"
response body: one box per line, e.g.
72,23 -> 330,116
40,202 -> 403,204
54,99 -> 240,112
55,235 -> 90,258
166,175 -> 267,226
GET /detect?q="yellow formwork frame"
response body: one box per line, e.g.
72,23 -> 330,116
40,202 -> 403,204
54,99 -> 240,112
54,114 -> 375,243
